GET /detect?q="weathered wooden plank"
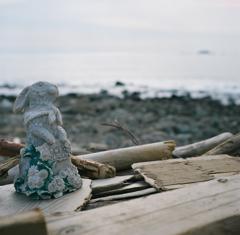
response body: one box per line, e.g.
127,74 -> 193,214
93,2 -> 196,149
182,215 -> 240,235
132,155 -> 240,190
0,208 -> 47,235
116,169 -> 144,181
91,175 -> 134,194
90,188 -> 157,203
79,141 -> 175,171
93,181 -> 150,198
160,172 -> 240,191
0,179 -> 92,217
172,132 -> 232,158
46,174 -> 240,235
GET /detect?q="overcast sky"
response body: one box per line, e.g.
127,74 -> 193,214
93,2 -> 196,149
0,0 -> 240,53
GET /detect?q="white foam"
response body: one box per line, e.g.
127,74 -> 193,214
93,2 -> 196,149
0,52 -> 239,105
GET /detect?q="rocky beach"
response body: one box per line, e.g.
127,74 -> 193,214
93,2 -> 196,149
1,90 -> 240,158
0,91 -> 240,159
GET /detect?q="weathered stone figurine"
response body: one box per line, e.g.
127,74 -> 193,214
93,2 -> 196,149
13,81 -> 82,199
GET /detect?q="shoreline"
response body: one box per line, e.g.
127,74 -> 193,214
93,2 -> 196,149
0,92 -> 240,155
1,80 -> 240,106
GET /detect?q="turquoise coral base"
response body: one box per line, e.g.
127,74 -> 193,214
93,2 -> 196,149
14,146 -> 82,199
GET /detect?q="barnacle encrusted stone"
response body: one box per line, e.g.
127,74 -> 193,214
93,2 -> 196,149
13,81 -> 82,199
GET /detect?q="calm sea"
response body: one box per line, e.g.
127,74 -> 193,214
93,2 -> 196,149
0,52 -> 239,104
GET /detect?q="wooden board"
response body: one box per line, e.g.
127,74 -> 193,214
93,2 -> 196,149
0,179 -> 92,217
91,188 -> 157,203
91,175 -> 134,194
0,208 -> 48,235
46,174 -> 240,235
132,155 -> 240,190
93,181 -> 150,198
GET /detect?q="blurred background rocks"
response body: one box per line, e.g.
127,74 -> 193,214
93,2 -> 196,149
1,92 -> 240,156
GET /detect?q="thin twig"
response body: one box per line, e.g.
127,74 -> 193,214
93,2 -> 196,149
100,119 -> 140,145
100,122 -> 121,129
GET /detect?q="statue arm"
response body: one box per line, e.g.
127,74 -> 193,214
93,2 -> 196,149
57,126 -> 68,143
32,126 -> 55,145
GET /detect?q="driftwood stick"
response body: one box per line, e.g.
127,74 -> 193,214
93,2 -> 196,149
172,132 -> 233,158
101,119 -> 140,145
204,132 -> 240,157
79,141 -> 175,171
0,140 -> 116,180
71,155 -> 116,179
115,119 -> 140,145
0,140 -> 25,158
0,166 -> 19,186
0,155 -> 20,180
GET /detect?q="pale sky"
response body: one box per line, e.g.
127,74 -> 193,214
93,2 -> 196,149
0,0 -> 240,53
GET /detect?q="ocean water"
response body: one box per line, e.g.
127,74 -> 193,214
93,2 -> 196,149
0,52 -> 239,104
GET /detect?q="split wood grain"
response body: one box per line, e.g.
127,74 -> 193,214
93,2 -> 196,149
46,174 -> 240,235
91,175 -> 134,194
90,188 -> 158,203
132,155 -> 240,190
93,181 -> 150,198
80,140 -> 175,171
70,154 -> 116,179
0,179 -> 92,217
172,132 -> 232,158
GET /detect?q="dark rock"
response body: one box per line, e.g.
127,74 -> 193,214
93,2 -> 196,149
115,81 -> 125,86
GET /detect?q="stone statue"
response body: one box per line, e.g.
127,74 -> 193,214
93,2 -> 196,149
13,81 -> 82,199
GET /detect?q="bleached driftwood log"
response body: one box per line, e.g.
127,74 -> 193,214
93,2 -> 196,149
79,141 -> 175,171
0,140 -> 116,180
0,208 -> 47,235
204,132 -> 240,157
172,132 -> 232,158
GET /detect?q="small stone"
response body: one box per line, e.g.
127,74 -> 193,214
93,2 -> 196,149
0,99 -> 13,108
115,81 -> 125,86
218,178 -> 228,183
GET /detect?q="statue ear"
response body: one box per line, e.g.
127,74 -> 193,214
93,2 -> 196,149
13,86 -> 30,113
